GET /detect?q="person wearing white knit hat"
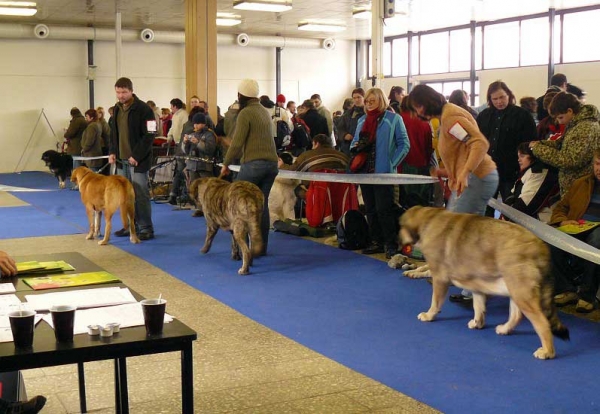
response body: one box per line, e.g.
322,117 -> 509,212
221,79 -> 279,256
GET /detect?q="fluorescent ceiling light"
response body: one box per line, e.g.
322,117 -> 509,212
0,0 -> 36,16
216,13 -> 242,26
352,9 -> 371,19
233,0 -> 292,13
298,22 -> 346,33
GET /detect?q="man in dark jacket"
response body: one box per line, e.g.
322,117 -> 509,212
108,77 -> 156,240
301,99 -> 329,141
337,88 -> 365,156
536,73 -> 567,121
64,107 -> 88,188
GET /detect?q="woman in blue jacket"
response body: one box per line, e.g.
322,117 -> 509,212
351,88 -> 410,258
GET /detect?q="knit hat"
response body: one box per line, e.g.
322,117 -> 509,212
276,94 -> 286,103
192,112 -> 206,125
238,79 -> 259,98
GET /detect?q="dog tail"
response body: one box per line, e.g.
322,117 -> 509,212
248,213 -> 264,258
541,280 -> 570,341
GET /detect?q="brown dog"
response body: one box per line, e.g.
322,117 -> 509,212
400,206 -> 569,359
70,166 -> 140,245
189,177 -> 263,275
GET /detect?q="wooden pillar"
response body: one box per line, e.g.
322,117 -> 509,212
185,0 -> 217,120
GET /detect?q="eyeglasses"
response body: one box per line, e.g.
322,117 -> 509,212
365,99 -> 377,105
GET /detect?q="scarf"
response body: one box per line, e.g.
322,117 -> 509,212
361,108 -> 383,143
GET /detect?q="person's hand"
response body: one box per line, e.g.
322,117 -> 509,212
344,133 -> 353,141
108,154 -> 116,164
560,220 -> 580,226
456,169 -> 470,197
128,156 -> 138,167
429,167 -> 448,178
191,136 -> 199,144
529,141 -> 539,149
220,165 -> 230,178
183,134 -> 190,143
0,251 -> 17,277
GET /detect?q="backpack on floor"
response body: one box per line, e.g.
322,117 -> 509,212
337,210 -> 369,250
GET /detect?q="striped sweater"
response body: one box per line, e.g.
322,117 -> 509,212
223,100 -> 278,165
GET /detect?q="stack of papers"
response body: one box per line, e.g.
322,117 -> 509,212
16,261 -> 75,274
24,287 -> 137,311
23,271 -> 120,290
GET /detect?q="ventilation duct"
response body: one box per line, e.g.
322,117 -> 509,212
0,23 -> 334,49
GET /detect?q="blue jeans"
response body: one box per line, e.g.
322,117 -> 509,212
447,170 -> 498,297
447,170 -> 499,215
236,160 -> 278,254
117,161 -> 154,234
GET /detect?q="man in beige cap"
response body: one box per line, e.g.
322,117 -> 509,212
221,79 -> 279,255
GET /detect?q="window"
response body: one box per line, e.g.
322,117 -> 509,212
449,29 -> 470,72
563,9 -> 600,62
383,41 -> 392,76
392,38 -> 408,77
520,18 -> 548,66
420,32 -> 449,74
422,80 -> 479,106
483,22 -> 519,68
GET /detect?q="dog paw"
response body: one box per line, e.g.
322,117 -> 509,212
468,319 -> 484,329
533,347 -> 555,360
86,234 -> 94,240
200,247 -> 209,254
59,183 -> 66,189
238,267 -> 249,275
130,236 -> 141,244
495,324 -> 512,335
417,312 -> 434,322
98,240 -> 109,246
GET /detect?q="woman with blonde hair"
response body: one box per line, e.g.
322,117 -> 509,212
350,87 -> 410,258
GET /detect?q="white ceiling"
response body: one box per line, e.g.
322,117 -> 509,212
0,0 -> 599,40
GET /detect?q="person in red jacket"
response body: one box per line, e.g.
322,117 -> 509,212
397,96 -> 434,207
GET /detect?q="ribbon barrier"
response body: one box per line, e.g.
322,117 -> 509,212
225,165 -> 438,185
488,198 -> 600,265
0,185 -> 53,192
72,156 -> 110,161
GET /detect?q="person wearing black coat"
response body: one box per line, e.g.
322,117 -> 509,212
476,81 -> 537,215
108,77 -> 157,240
301,99 -> 329,140
337,88 -> 366,156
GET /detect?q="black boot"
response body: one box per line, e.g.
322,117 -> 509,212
3,395 -> 47,414
168,195 -> 177,205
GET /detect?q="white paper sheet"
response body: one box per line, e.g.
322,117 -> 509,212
0,295 -> 25,316
0,283 -> 16,294
24,287 -> 137,311
41,302 -> 173,335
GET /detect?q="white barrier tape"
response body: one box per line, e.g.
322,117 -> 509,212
72,155 -> 110,161
488,198 -> 600,265
0,185 -> 52,192
224,165 -> 438,185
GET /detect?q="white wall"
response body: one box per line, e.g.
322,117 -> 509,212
0,38 -> 355,173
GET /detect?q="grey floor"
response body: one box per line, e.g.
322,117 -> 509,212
0,232 -> 440,413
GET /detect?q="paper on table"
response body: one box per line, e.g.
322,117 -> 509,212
0,315 -> 45,343
24,287 -> 137,311
0,283 -> 16,294
41,302 -> 173,335
0,295 -> 24,316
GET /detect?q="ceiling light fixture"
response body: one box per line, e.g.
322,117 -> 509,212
0,1 -> 37,16
233,0 -> 292,13
298,22 -> 346,33
352,8 -> 371,19
217,13 -> 242,26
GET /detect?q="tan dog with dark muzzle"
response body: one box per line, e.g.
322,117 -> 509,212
71,166 -> 140,245
189,177 -> 263,275
400,206 -> 569,359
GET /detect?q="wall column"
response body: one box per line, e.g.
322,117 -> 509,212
185,0 -> 217,119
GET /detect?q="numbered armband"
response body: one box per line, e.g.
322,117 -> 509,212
448,121 -> 470,142
146,119 -> 158,133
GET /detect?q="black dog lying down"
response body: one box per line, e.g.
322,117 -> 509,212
41,150 -> 73,189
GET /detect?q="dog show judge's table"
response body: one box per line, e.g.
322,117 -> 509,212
0,252 -> 198,414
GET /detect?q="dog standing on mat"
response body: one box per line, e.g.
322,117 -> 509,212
71,166 -> 140,245
41,150 -> 73,189
189,177 -> 263,275
400,206 -> 569,359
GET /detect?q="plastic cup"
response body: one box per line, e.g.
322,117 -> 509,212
8,310 -> 36,349
50,305 -> 76,342
141,298 -> 166,335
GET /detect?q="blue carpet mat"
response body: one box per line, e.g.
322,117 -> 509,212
4,172 -> 600,413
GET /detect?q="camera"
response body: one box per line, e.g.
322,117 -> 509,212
351,132 -> 372,154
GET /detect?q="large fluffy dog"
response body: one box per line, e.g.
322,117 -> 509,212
400,206 -> 569,359
269,176 -> 300,225
70,166 -> 140,245
41,150 -> 73,189
189,177 -> 263,275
